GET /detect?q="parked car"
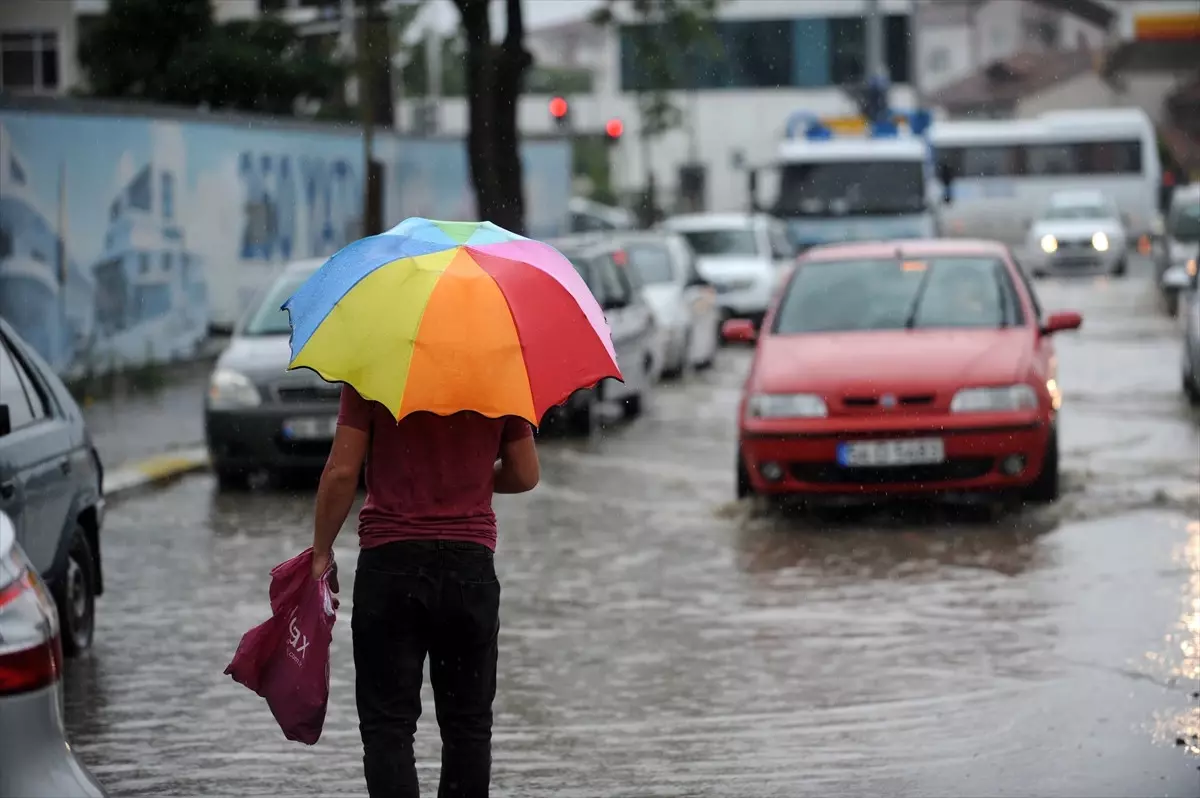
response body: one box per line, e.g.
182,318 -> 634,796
1163,240 -> 1200,404
610,230 -> 721,377
1159,184 -> 1200,316
0,511 -> 108,797
552,240 -> 657,434
0,318 -> 105,657
725,239 -> 1082,503
204,259 -> 341,488
568,197 -> 637,234
1026,190 -> 1129,277
661,213 -> 795,327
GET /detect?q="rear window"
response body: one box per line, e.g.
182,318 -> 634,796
774,256 -> 1025,334
679,229 -> 760,258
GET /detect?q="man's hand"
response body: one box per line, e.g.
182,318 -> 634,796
311,549 -> 333,584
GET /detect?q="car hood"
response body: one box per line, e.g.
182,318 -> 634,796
215,334 -> 294,384
753,328 -> 1032,395
1031,219 -> 1123,241
694,255 -> 771,281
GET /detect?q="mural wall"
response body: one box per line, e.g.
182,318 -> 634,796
0,107 -> 571,376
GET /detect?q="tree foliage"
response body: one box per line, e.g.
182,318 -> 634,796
592,0 -> 721,140
79,0 -> 345,116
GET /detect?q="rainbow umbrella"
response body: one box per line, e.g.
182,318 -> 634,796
281,217 -> 622,425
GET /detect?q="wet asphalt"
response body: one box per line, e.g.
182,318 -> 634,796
64,258 -> 1200,797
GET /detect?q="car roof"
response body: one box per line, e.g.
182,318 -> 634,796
609,230 -> 682,247
662,212 -> 765,231
1170,183 -> 1200,205
799,238 -> 1011,262
283,258 -> 324,276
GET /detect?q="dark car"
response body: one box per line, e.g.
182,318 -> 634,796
0,317 -> 105,657
204,259 -> 341,487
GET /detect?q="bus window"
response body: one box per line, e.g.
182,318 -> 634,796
1085,140 -> 1142,174
961,145 -> 1023,177
1026,143 -> 1081,176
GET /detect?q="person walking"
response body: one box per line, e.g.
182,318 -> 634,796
310,385 -> 540,797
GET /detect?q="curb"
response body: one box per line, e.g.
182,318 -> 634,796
104,446 -> 210,500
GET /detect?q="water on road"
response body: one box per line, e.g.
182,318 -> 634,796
65,265 -> 1200,797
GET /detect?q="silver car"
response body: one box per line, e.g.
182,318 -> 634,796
204,259 -> 340,488
1026,190 -> 1130,277
1162,241 -> 1200,404
0,511 -> 107,798
551,240 -> 657,435
1160,184 -> 1200,316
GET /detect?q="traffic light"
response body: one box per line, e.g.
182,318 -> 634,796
549,96 -> 569,129
605,117 -> 624,142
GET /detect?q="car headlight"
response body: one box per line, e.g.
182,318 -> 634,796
1040,235 -> 1058,254
747,393 -> 827,419
208,368 -> 262,409
1092,232 -> 1109,252
950,384 -> 1038,413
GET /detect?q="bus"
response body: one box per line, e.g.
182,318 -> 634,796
930,108 -> 1162,248
749,112 -> 939,251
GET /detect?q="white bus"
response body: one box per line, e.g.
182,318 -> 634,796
930,108 -> 1162,249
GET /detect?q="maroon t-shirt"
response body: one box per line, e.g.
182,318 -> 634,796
337,385 -> 533,551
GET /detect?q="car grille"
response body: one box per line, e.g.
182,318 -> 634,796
275,385 -> 342,403
841,394 -> 936,409
790,457 -> 996,485
274,437 -> 335,458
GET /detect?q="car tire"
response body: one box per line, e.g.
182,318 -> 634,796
736,454 -> 756,499
565,398 -> 594,437
215,466 -> 250,491
1184,366 -> 1200,406
55,526 -> 97,658
622,393 -> 644,419
1023,430 -> 1060,504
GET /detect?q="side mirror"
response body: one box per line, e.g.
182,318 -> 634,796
1041,310 -> 1083,336
0,404 -> 9,437
721,318 -> 757,344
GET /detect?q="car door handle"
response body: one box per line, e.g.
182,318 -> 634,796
61,459 -> 72,475
0,481 -> 14,500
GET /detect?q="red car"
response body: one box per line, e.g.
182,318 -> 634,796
723,239 -> 1082,502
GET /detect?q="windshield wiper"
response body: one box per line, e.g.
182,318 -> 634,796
903,263 -> 934,330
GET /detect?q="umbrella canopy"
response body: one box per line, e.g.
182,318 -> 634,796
282,217 -> 622,425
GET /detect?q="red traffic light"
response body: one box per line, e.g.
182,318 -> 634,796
549,96 -> 569,119
605,118 -> 624,138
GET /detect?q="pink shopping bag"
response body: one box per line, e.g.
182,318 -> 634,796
225,547 -> 337,745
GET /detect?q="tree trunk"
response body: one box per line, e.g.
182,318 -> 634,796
490,0 -> 533,233
454,0 -> 500,222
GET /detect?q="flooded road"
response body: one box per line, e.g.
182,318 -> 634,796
65,263 -> 1200,797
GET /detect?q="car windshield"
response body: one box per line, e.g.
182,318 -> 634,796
242,273 -> 311,336
1043,203 -> 1110,221
772,160 -> 926,217
622,243 -> 674,284
773,257 -> 1021,334
1168,203 -> 1200,241
679,229 -> 759,258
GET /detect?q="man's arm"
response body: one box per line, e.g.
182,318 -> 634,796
495,419 -> 539,494
311,385 -> 371,578
313,423 -> 368,557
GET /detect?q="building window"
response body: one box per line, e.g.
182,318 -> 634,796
161,172 -> 175,221
0,31 -> 59,93
619,15 -> 910,92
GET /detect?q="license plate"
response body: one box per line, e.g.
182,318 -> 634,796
837,438 -> 945,467
282,416 -> 338,441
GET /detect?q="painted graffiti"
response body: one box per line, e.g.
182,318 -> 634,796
239,153 -> 361,261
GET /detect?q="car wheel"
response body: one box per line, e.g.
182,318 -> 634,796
1184,365 -> 1200,406
55,526 -> 96,657
215,466 -> 250,491
1022,430 -> 1060,504
565,397 -> 594,436
736,454 -> 756,499
622,393 -> 644,419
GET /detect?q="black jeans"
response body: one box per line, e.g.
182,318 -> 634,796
353,540 -> 500,798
